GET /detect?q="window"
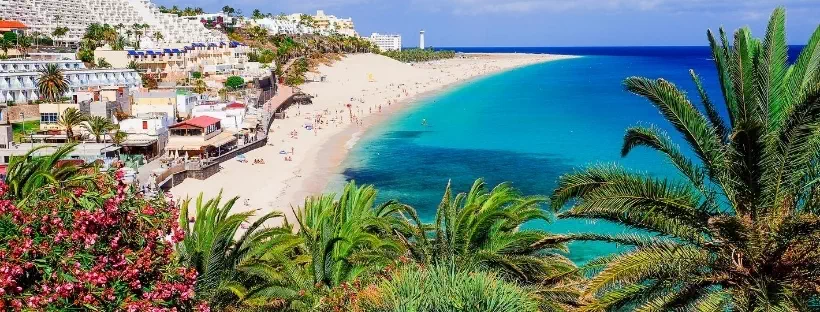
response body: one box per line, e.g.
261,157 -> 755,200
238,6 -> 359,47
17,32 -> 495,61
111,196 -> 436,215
41,112 -> 58,124
142,121 -> 148,129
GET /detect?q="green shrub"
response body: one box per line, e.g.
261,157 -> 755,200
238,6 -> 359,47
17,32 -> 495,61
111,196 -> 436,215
359,265 -> 540,312
381,48 -> 456,63
224,76 -> 244,89
3,32 -> 16,44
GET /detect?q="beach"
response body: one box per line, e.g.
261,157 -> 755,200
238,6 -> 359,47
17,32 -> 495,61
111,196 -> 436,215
169,52 -> 576,225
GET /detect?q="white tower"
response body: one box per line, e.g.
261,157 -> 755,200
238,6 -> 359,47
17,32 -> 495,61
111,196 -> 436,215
419,30 -> 425,49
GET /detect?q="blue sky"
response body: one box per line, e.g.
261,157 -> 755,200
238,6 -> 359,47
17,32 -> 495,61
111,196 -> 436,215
155,0 -> 820,47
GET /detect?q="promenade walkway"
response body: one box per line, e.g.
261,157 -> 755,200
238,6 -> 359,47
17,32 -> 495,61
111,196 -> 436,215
141,84 -> 296,189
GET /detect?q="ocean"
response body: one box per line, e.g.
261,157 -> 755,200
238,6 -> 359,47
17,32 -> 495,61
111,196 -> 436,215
333,46 -> 805,263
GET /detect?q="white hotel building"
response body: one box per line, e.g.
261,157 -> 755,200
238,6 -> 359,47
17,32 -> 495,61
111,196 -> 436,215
252,10 -> 356,37
0,59 -> 140,104
0,0 -> 225,45
254,17 -> 314,36
368,33 -> 402,52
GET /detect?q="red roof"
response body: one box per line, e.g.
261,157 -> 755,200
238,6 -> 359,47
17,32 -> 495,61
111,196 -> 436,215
170,116 -> 220,129
226,102 -> 245,109
0,21 -> 28,29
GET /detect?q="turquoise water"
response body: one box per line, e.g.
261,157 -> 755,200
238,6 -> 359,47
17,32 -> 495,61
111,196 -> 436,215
336,49 -> 728,263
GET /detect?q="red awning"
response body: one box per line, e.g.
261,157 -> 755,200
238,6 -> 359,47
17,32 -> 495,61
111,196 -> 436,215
169,116 -> 220,130
0,21 -> 28,29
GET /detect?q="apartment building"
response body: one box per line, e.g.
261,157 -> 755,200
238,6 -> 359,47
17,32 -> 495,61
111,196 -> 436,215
94,41 -> 250,79
313,10 -> 356,36
0,59 -> 140,104
0,0 -> 225,45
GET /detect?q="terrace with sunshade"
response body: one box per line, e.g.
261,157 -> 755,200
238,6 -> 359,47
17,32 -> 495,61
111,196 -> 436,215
164,116 -> 236,159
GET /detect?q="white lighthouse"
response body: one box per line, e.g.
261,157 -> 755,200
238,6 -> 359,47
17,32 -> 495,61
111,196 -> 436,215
419,30 -> 425,49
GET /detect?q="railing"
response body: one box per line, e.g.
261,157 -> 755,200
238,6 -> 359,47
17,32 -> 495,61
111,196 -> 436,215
184,159 -> 204,170
153,163 -> 184,185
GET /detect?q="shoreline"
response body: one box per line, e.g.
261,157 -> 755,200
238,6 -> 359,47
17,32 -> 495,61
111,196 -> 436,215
169,52 -> 579,226
284,53 -> 579,209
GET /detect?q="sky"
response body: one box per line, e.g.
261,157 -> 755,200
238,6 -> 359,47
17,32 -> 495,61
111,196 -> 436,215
154,0 -> 820,47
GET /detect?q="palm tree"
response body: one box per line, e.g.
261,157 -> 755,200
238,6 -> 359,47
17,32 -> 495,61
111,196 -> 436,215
5,143 -> 95,206
193,79 -> 207,94
111,130 -> 127,145
96,58 -> 112,68
111,36 -> 127,51
293,181 -> 407,288
82,116 -> 114,143
37,64 -> 69,102
177,192 -> 302,310
152,31 -> 163,44
551,8 -> 820,311
51,27 -> 68,47
400,179 -> 581,310
251,9 -> 264,20
127,60 -> 139,71
0,38 -> 11,57
132,23 -> 144,48
16,35 -> 32,57
51,27 -> 68,45
58,107 -> 86,142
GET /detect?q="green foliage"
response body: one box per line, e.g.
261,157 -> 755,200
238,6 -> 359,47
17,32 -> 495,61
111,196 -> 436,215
191,71 -> 202,79
247,49 -> 276,64
177,192 -> 304,311
51,26 -> 68,39
294,181 -> 409,289
193,79 -> 207,94
360,264 -> 541,312
406,179 -> 576,283
551,7 -> 820,311
77,47 -> 95,63
82,116 -> 115,143
221,5 -> 235,16
3,32 -> 16,44
397,179 -> 582,311
0,38 -> 12,56
158,5 -> 205,16
284,58 -> 308,86
36,64 -> 69,102
58,107 -> 86,141
96,57 -> 112,68
382,48 -> 457,63
251,9 -> 264,20
11,121 -> 39,140
224,76 -> 245,90
0,161 -> 207,310
4,144 -> 94,205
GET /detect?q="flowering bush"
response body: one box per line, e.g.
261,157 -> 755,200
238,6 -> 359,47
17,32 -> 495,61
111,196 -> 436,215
0,170 -> 208,311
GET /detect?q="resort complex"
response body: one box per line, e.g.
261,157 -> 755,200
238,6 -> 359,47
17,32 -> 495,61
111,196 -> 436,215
0,2 -> 819,312
0,59 -> 140,103
1,0 -> 224,45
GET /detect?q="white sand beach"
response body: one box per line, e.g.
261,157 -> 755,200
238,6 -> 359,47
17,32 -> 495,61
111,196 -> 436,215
170,53 -> 576,225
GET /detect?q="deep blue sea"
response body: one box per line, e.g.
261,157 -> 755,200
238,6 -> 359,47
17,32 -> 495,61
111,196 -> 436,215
332,46 -> 805,263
